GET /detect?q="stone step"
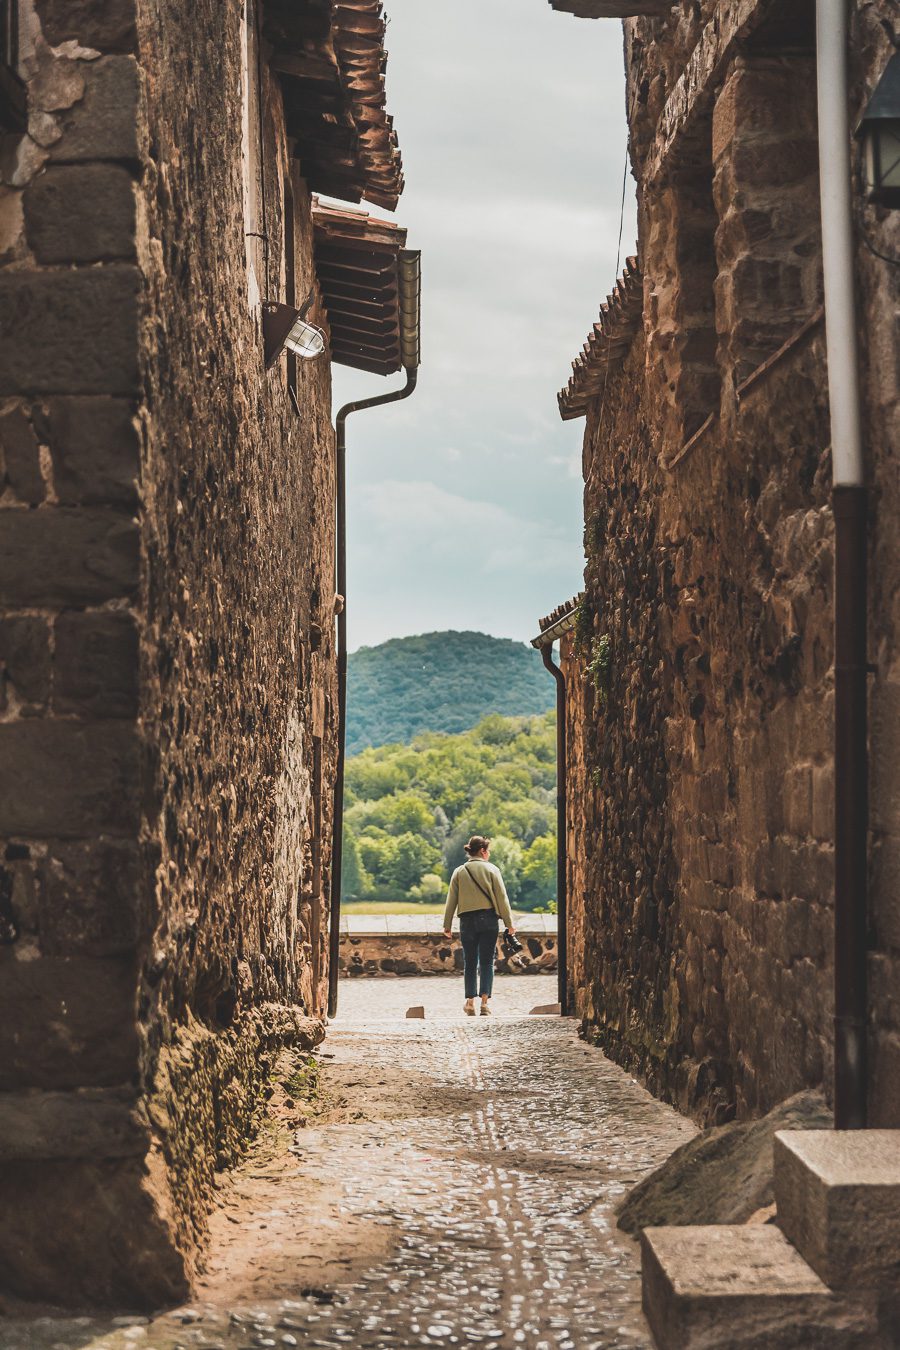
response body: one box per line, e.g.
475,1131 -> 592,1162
640,1224 -> 879,1349
774,1128 -> 900,1291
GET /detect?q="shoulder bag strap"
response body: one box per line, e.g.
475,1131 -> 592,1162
463,863 -> 498,915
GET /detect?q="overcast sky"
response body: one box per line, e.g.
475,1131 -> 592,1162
332,0 -> 636,652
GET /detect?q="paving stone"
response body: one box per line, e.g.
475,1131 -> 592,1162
0,975 -> 695,1349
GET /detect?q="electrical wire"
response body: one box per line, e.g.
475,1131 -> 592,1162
860,231 -> 900,267
594,90 -> 637,458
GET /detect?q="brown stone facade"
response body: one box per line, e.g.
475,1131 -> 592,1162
553,0 -> 900,1127
0,0 -> 407,1306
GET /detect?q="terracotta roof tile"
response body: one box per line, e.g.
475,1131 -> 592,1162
266,0 -> 403,211
532,594 -> 583,646
557,256 -> 642,421
313,197 -> 408,375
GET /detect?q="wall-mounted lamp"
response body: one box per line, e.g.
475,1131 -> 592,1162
263,288 -> 327,369
858,51 -> 900,208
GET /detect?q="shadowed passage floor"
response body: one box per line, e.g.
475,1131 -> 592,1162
0,976 -> 695,1350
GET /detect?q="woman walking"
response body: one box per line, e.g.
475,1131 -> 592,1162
442,835 -> 516,1016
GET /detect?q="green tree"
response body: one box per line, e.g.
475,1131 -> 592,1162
409,872 -> 445,902
387,832 -> 442,892
520,834 -> 557,909
487,834 -> 524,902
341,829 -> 372,899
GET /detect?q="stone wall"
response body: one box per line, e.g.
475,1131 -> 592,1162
561,0 -> 900,1126
339,919 -> 558,979
0,0 -> 336,1304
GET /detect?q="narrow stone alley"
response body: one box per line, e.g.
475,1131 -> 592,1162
1,978 -> 695,1350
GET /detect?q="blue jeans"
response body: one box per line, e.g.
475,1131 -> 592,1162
460,910 -> 500,999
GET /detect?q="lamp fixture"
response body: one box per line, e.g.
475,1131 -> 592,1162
263,287 -> 327,369
858,50 -> 900,208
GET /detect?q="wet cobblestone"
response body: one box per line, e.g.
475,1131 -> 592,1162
0,977 -> 695,1350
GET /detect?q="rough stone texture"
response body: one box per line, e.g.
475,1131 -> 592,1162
560,0 -> 900,1128
0,508 -> 140,606
774,1129 -> 900,1292
617,1089 -> 830,1235
53,611 -> 139,717
641,1225 -> 881,1350
339,929 -> 558,977
0,267 -> 141,395
44,396 -> 141,506
48,55 -> 144,164
24,162 -> 137,263
0,0 -> 338,1306
35,0 -> 138,52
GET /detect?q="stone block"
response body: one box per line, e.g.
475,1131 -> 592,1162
0,266 -> 140,397
713,60 -> 817,165
34,0 -> 137,52
24,163 -> 136,263
774,1129 -> 900,1291
0,955 -> 138,1089
0,1086 -> 147,1160
641,1224 -> 878,1349
45,396 -> 140,505
0,720 -> 140,837
0,404 -> 44,503
0,615 -> 50,709
0,1156 -> 188,1307
54,611 -> 139,717
39,838 -> 141,956
0,507 -> 139,606
811,763 -> 833,841
50,57 -> 143,164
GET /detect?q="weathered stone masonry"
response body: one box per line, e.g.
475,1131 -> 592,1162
550,0 -> 900,1127
0,0 -> 404,1307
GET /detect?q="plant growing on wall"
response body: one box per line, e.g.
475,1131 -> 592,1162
587,634 -> 612,707
574,596 -> 595,654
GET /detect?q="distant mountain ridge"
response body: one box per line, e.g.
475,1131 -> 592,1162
346,630 -> 555,754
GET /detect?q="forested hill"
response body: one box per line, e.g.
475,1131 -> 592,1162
346,631 -> 554,754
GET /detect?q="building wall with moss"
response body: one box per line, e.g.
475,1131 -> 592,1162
0,0 -> 335,1304
560,0 -> 900,1127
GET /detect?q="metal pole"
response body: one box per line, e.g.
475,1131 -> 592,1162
541,644 -> 568,1015
327,368 -> 418,1019
816,0 -> 868,1127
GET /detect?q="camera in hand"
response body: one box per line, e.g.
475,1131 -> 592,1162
502,929 -> 524,958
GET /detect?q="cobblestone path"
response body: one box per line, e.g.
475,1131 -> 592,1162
1,977 -> 694,1350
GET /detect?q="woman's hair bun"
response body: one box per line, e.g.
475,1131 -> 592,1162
463,835 -> 491,856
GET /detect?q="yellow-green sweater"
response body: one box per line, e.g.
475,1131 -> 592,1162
442,859 -> 514,931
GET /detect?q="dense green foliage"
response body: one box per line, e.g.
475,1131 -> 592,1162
342,711 -> 558,910
346,631 -> 555,755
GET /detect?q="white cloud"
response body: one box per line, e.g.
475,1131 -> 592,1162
333,0 -> 632,649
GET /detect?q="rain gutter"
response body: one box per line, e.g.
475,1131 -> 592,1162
327,250 -> 421,1019
816,0 -> 868,1128
532,608 -> 578,1016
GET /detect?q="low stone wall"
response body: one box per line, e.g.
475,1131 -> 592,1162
338,915 -> 557,977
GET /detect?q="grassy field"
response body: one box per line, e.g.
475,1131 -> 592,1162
341,901 -> 536,919
342,901 -> 445,915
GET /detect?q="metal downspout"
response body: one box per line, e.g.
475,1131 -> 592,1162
541,644 -> 569,1016
817,0 -> 868,1127
327,371 -> 418,1019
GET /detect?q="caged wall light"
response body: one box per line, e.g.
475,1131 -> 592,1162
263,287 -> 327,369
858,50 -> 900,209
